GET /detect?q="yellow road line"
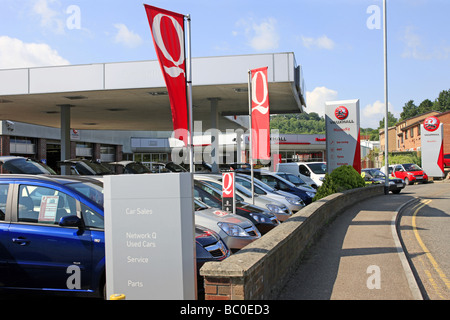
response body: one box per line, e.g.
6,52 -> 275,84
412,199 -> 450,290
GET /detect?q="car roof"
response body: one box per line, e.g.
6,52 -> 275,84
0,174 -> 101,185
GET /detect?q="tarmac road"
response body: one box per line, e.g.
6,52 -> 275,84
277,180 -> 450,300
399,182 -> 450,300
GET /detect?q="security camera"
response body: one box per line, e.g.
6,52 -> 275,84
5,120 -> 14,131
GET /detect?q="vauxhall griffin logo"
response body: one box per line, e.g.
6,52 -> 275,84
251,71 -> 269,115
423,116 -> 440,132
335,106 -> 349,120
152,13 -> 185,78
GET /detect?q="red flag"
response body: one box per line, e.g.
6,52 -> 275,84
144,5 -> 188,144
251,67 -> 270,160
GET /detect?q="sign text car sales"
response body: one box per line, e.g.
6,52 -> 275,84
325,99 -> 361,174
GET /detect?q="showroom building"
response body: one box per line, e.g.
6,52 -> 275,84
0,52 -> 310,171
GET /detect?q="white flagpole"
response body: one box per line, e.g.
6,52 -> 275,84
383,0 -> 389,194
186,14 -> 194,173
248,70 -> 255,205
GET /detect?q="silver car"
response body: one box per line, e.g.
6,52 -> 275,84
194,199 -> 260,251
195,174 -> 292,222
234,174 -> 305,214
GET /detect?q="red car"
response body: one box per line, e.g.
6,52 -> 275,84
391,163 -> 428,185
444,154 -> 450,167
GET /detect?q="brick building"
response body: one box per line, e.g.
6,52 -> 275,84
379,110 -> 449,160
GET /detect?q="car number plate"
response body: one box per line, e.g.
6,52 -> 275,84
416,176 -> 423,179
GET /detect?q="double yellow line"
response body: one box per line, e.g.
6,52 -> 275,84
412,199 -> 450,297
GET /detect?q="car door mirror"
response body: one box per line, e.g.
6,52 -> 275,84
59,215 -> 83,228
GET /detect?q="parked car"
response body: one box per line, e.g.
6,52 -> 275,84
194,199 -> 260,252
194,179 -> 279,235
275,172 -> 317,192
195,224 -> 230,297
0,156 -> 57,175
234,174 -> 305,216
386,163 -> 428,185
275,162 -> 318,189
0,174 -> 105,297
277,162 -> 326,187
195,174 -> 291,222
107,161 -> 152,174
236,169 -> 315,205
195,224 -> 230,267
444,154 -> 450,167
361,168 -> 405,194
59,159 -> 113,176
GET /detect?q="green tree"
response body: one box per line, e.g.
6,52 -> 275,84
418,99 -> 434,114
400,100 -> 418,121
378,111 -> 398,129
434,89 -> 450,112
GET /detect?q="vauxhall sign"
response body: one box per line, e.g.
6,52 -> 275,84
421,116 -> 444,177
325,99 -> 361,174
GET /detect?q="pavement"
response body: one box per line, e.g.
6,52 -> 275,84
277,191 -> 423,300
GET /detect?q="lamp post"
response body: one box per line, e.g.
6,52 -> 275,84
383,0 -> 390,195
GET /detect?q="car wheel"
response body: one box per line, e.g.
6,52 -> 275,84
404,178 -> 412,185
392,190 -> 401,194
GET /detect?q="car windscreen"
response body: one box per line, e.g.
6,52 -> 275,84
1,158 -> 56,174
125,163 -> 151,174
307,163 -> 327,174
367,169 -> 385,178
403,163 -> 422,171
65,181 -> 104,207
75,161 -> 112,175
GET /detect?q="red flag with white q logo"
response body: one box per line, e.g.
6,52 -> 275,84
144,5 -> 188,144
222,172 -> 235,213
251,67 -> 270,160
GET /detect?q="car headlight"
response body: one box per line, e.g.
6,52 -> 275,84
217,222 -> 249,237
306,192 -> 316,198
266,203 -> 285,213
286,196 -> 304,206
389,181 -> 395,185
249,212 -> 267,223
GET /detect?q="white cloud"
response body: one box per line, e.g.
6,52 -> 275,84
305,87 -> 338,117
362,100 -> 397,128
32,0 -> 65,34
0,36 -> 69,69
249,18 -> 279,51
234,17 -> 279,51
402,26 -> 450,60
114,23 -> 143,48
301,35 -> 335,50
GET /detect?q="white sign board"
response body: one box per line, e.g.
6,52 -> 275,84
104,173 -> 196,300
421,116 -> 444,177
325,99 -> 361,174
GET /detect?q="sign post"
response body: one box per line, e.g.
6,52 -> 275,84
325,99 -> 361,174
421,116 -> 444,178
104,173 -> 196,300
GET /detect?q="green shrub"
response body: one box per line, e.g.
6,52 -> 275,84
313,165 -> 365,201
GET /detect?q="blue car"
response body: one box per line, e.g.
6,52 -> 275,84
0,174 -> 105,297
0,174 -> 228,298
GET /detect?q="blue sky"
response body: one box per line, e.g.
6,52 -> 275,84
1,0 -> 449,129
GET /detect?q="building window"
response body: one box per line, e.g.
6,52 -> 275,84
410,128 -> 414,138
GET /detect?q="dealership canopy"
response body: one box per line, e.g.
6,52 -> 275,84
0,52 -> 306,131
